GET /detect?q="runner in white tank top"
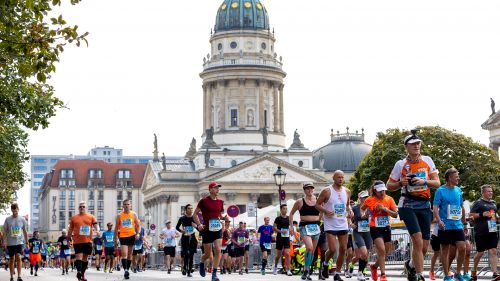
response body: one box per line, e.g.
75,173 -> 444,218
316,170 -> 353,281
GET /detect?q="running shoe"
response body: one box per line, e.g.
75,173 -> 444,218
17,278 -> 23,281
35,272 -> 38,277
321,264 -> 329,279
349,263 -> 355,274
245,268 -> 249,274
261,269 -> 266,275
124,270 -> 130,280
357,272 -> 366,281
10,277 -> 13,281
182,269 -> 186,275
444,276 -> 453,281
454,274 -> 465,281
463,272 -> 471,281
301,270 -> 308,280
345,269 -> 353,278
287,270 -> 293,276
404,260 -> 417,281
370,264 -> 378,281
491,272 -> 500,281
77,271 -> 82,281
380,274 -> 387,281
62,270 -> 65,275
239,270 -> 243,275
416,273 -> 426,281
30,268 -> 33,275
188,272 -> 193,277
334,273 -> 344,281
199,262 -> 206,277
429,271 -> 436,280
273,267 -> 278,275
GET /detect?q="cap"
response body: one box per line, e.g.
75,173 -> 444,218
404,134 -> 421,145
303,183 -> 315,189
208,181 -> 222,189
358,190 -> 369,198
374,183 -> 388,192
166,221 -> 171,225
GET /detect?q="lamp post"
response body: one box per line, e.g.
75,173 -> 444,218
145,210 -> 151,235
273,166 -> 287,207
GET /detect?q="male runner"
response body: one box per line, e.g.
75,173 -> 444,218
114,199 -> 141,279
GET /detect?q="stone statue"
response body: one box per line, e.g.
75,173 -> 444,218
161,153 -> 166,171
204,148 -> 211,168
247,110 -> 254,126
185,138 -> 197,160
154,133 -> 158,152
218,110 -> 224,130
201,126 -> 219,149
206,126 -> 214,141
491,98 -> 496,116
289,129 -> 305,149
261,127 -> 268,145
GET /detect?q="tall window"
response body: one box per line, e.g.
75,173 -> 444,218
117,170 -> 131,179
230,109 -> 238,127
88,200 -> 95,211
60,190 -> 66,200
59,211 -> 66,230
127,191 -> 132,200
88,190 -> 94,200
68,200 -> 75,210
264,109 -> 268,127
69,190 -> 75,200
98,200 -> 104,210
98,191 -> 104,200
59,199 -> 66,210
60,169 -> 74,178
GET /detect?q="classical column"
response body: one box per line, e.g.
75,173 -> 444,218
271,193 -> 279,205
208,83 -> 213,129
203,84 -> 207,131
258,79 -> 265,128
279,84 -> 284,133
273,83 -> 279,132
239,79 -> 245,129
220,80 -> 227,131
226,192 -> 236,203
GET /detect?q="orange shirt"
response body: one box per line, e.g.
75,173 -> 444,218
363,195 -> 396,227
118,211 -> 137,238
69,213 -> 97,244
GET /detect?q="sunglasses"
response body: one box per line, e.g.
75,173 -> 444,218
79,206 -> 86,209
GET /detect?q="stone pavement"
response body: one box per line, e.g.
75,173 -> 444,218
0,267 -> 496,281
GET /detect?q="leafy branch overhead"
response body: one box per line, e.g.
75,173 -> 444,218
348,126 -> 500,207
0,0 -> 87,210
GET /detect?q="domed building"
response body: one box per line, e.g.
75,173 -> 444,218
313,128 -> 372,180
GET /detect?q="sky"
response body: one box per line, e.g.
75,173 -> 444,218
3,0 -> 500,219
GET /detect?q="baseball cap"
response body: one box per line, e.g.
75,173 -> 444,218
374,183 -> 388,192
358,190 -> 369,198
303,183 -> 315,189
165,221 -> 171,225
404,134 -> 421,145
208,182 -> 221,189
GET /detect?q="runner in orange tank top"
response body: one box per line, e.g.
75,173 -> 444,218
114,199 -> 140,280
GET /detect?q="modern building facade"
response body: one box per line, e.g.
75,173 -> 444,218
30,146 -> 151,231
38,160 -> 147,242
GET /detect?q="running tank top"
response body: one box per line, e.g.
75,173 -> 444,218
119,211 -> 136,237
299,198 -> 320,216
323,185 -> 349,231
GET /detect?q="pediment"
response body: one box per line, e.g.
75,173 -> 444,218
205,154 -> 327,184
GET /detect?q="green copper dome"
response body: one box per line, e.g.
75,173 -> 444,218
215,0 -> 270,32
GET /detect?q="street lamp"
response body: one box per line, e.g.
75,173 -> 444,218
273,166 -> 287,207
145,210 -> 151,234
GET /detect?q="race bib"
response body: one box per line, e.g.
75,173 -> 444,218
105,235 -> 114,242
63,240 -> 68,245
221,245 -> 227,250
263,243 -> 272,250
237,236 -> 246,244
70,249 -> 75,255
79,225 -> 91,236
358,220 -> 369,232
488,220 -> 497,233
208,219 -> 222,232
134,244 -> 142,250
11,226 -> 22,237
407,172 -> 428,192
166,237 -> 174,245
334,204 -> 346,218
122,219 -> 132,229
64,249 -> 71,256
305,224 -> 320,236
96,245 -> 102,251
33,245 -> 40,254
184,226 -> 194,236
447,205 -> 461,221
281,228 -> 290,238
375,216 -> 390,228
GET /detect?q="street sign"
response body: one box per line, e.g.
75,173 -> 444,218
227,205 -> 240,218
247,203 -> 256,217
150,223 -> 156,230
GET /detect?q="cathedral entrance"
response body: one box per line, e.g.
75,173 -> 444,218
257,193 -> 273,208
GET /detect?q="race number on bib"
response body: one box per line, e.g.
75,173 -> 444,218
63,240 -> 68,245
263,243 -> 272,250
10,226 -> 22,237
166,237 -> 174,245
122,219 -> 133,228
375,216 -> 390,228
33,246 -> 40,254
237,236 -> 246,244
305,224 -> 320,236
106,236 -> 113,242
184,226 -> 194,236
134,244 -> 142,250
488,220 -> 497,233
357,220 -> 369,232
447,205 -> 461,221
96,245 -> 102,251
221,245 -> 227,251
79,225 -> 91,236
407,172 -> 428,192
64,249 -> 71,256
208,219 -> 222,232
334,204 -> 346,218
281,228 -> 290,238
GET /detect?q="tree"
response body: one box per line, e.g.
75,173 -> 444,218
348,126 -> 500,206
0,0 -> 87,210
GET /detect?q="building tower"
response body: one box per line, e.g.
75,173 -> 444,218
200,0 -> 286,152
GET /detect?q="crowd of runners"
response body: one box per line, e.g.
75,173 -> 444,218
1,132 -> 499,281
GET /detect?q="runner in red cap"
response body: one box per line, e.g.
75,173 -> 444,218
194,182 -> 229,281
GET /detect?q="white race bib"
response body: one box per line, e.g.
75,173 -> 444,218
64,249 -> 71,255
447,205 -> 461,221
105,235 -> 113,242
305,224 -> 320,236
208,219 -> 222,232
281,228 -> 290,238
375,216 -> 390,228
263,243 -> 272,250
221,245 -> 227,250
33,245 -> 40,254
96,245 -> 102,251
63,240 -> 68,245
122,219 -> 133,229
10,226 -> 22,237
407,172 -> 429,192
79,225 -> 91,236
237,236 -> 246,244
184,226 -> 194,236
334,204 -> 346,218
166,237 -> 174,245
134,244 -> 142,250
488,220 -> 497,233
357,220 -> 369,232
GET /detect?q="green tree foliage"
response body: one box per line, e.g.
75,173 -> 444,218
349,126 -> 500,205
0,0 -> 87,210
